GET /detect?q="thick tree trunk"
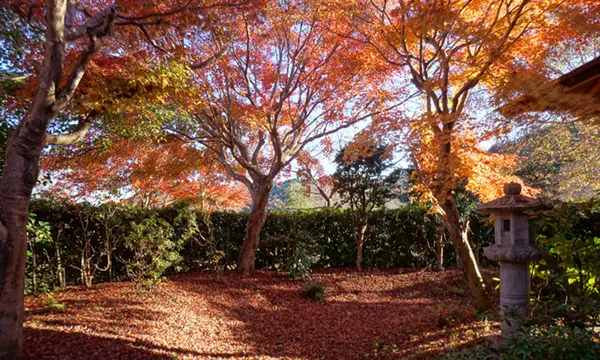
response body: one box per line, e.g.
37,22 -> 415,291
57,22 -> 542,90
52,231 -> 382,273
0,127 -> 46,359
0,1 -> 113,356
356,242 -> 364,272
237,181 -> 272,275
0,2 -> 67,356
440,199 -> 492,312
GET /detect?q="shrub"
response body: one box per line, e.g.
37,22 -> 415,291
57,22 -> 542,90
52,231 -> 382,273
505,325 -> 599,360
260,231 -> 322,279
286,240 -> 321,279
25,199 -> 501,289
302,281 -> 326,302
442,325 -> 600,360
530,198 -> 600,327
124,215 -> 181,286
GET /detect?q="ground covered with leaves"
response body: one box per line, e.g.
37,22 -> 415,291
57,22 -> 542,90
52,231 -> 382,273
24,269 -> 499,359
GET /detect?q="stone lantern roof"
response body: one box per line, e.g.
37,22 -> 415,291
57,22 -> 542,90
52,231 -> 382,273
477,183 -> 540,213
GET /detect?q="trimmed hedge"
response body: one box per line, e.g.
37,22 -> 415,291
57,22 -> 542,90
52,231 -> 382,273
25,199 -> 494,292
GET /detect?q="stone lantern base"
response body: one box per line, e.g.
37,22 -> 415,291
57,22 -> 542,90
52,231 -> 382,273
484,245 -> 547,339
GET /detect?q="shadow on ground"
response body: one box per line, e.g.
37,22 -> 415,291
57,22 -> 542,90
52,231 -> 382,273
24,269 -> 499,360
24,328 -> 262,359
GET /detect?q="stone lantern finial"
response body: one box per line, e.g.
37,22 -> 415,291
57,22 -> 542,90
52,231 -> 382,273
478,182 -> 547,341
504,182 -> 521,195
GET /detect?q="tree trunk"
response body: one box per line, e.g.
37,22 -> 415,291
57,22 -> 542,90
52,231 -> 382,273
55,241 -> 65,288
355,223 -> 367,272
455,249 -> 462,268
435,224 -> 444,271
0,123 -> 47,358
237,181 -> 272,275
0,0 -> 68,350
0,3 -> 67,352
82,256 -> 92,288
440,199 -> 492,312
107,254 -> 113,282
0,1 -> 114,356
31,242 -> 37,293
81,243 -> 94,288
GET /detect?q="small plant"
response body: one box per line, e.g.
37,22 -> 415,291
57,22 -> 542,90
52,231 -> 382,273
124,215 -> 182,288
286,240 -> 321,280
43,292 -> 65,313
302,281 -> 326,302
442,346 -> 497,360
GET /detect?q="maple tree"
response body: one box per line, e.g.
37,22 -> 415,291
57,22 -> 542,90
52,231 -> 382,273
160,0 -> 395,275
325,0 -> 597,311
296,152 -> 335,208
0,0 -> 252,356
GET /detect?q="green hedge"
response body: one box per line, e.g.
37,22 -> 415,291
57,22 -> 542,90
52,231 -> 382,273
25,199 -> 494,292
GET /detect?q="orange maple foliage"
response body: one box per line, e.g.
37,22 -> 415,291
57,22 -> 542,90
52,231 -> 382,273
43,138 -> 249,209
3,0 -> 257,123
325,0 -> 598,203
408,119 -> 538,205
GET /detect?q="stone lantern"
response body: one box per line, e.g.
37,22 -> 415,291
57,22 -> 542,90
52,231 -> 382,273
478,182 -> 546,339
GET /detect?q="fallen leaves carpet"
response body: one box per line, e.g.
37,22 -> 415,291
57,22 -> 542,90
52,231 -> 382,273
24,269 -> 498,359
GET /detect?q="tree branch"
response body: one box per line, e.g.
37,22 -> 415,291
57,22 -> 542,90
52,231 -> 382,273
54,34 -> 103,111
65,6 -> 117,41
189,45 -> 230,69
44,110 -> 99,146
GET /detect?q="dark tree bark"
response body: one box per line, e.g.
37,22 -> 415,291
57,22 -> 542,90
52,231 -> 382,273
237,180 -> 272,275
